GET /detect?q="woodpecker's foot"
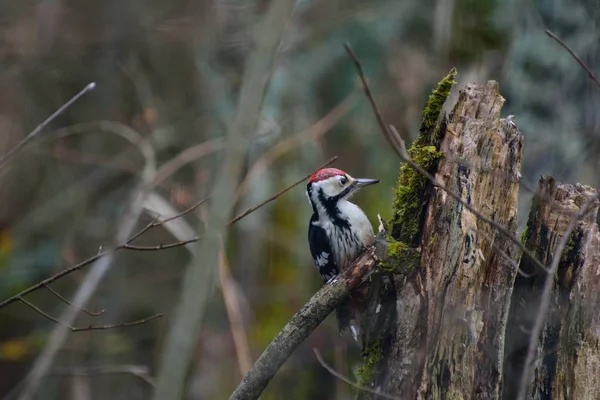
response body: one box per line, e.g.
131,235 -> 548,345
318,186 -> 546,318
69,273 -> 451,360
377,213 -> 387,235
326,275 -> 338,284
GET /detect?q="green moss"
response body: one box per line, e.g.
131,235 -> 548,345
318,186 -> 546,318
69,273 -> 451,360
520,226 -> 529,244
381,240 -> 420,273
357,338 -> 383,386
420,68 -> 457,141
391,145 -> 443,243
389,68 -> 457,244
516,226 -> 530,259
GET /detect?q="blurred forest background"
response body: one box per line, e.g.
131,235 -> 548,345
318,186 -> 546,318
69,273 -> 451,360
0,0 -> 599,399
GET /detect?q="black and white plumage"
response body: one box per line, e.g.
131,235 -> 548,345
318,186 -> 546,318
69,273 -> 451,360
306,167 -> 379,340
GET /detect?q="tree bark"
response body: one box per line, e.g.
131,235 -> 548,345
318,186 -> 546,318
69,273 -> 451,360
503,177 -> 600,400
233,75 -> 600,400
361,81 -> 524,399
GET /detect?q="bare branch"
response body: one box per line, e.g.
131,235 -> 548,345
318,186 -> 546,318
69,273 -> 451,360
344,43 -> 405,157
313,349 -> 401,400
229,240 -> 415,400
228,156 -> 338,225
50,365 -> 155,387
0,82 -> 96,171
545,29 -> 600,88
71,313 -> 163,332
0,251 -> 110,310
122,157 -> 338,249
43,285 -> 106,316
19,297 -> 162,332
16,123 -> 156,400
122,238 -> 201,251
0,158 -> 334,311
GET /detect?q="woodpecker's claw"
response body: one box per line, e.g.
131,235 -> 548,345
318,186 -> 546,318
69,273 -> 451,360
326,275 -> 338,284
377,214 -> 387,234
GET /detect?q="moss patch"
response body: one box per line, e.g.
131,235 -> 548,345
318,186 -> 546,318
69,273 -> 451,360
391,145 -> 443,243
389,68 -> 456,244
357,338 -> 383,386
381,240 -> 420,273
420,67 -> 457,141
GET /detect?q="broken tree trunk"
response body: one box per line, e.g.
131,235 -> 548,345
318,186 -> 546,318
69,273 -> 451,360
232,71 -> 600,400
503,177 -> 600,400
361,79 -> 524,399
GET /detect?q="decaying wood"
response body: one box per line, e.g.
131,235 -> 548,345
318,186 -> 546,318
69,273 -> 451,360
361,81 -> 524,399
504,177 -> 600,400
420,81 -> 523,398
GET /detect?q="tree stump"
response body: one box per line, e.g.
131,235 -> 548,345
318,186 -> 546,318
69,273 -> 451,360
361,80 -> 524,399
504,177 -> 600,400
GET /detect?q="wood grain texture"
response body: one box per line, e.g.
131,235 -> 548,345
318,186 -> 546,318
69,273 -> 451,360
361,81 -> 524,399
504,177 -> 600,400
417,81 -> 523,399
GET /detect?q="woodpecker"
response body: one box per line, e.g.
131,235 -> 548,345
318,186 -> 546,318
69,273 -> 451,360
306,167 -> 379,340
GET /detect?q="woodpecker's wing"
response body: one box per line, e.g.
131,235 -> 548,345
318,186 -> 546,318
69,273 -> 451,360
308,214 -> 339,283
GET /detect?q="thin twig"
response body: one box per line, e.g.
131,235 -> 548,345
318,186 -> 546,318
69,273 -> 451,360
50,365 -> 156,387
0,82 -> 96,171
545,29 -> 600,88
43,285 -> 106,316
344,43 -> 405,157
123,238 -> 201,251
19,297 -> 162,332
313,349 -> 401,400
0,251 -> 110,310
16,120 -> 156,400
124,157 -> 338,249
516,191 -> 599,400
0,197 -> 207,310
72,313 -> 163,332
0,159 -> 334,311
127,197 -> 210,244
229,156 -> 337,225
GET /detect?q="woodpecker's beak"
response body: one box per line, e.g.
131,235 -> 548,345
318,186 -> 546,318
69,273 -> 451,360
354,178 -> 380,187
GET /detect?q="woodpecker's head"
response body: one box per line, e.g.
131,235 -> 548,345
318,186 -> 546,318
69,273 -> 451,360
306,168 -> 379,212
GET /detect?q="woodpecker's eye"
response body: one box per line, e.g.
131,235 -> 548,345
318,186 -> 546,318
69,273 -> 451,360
339,176 -> 348,185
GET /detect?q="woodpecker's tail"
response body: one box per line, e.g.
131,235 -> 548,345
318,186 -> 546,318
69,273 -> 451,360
336,299 -> 359,341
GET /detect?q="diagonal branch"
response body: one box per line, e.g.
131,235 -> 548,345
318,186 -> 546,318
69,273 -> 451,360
0,82 -> 96,171
0,158 -> 336,311
313,349 -> 401,400
43,285 -> 105,316
229,241 -> 390,400
19,297 -> 162,332
545,29 -> 600,88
